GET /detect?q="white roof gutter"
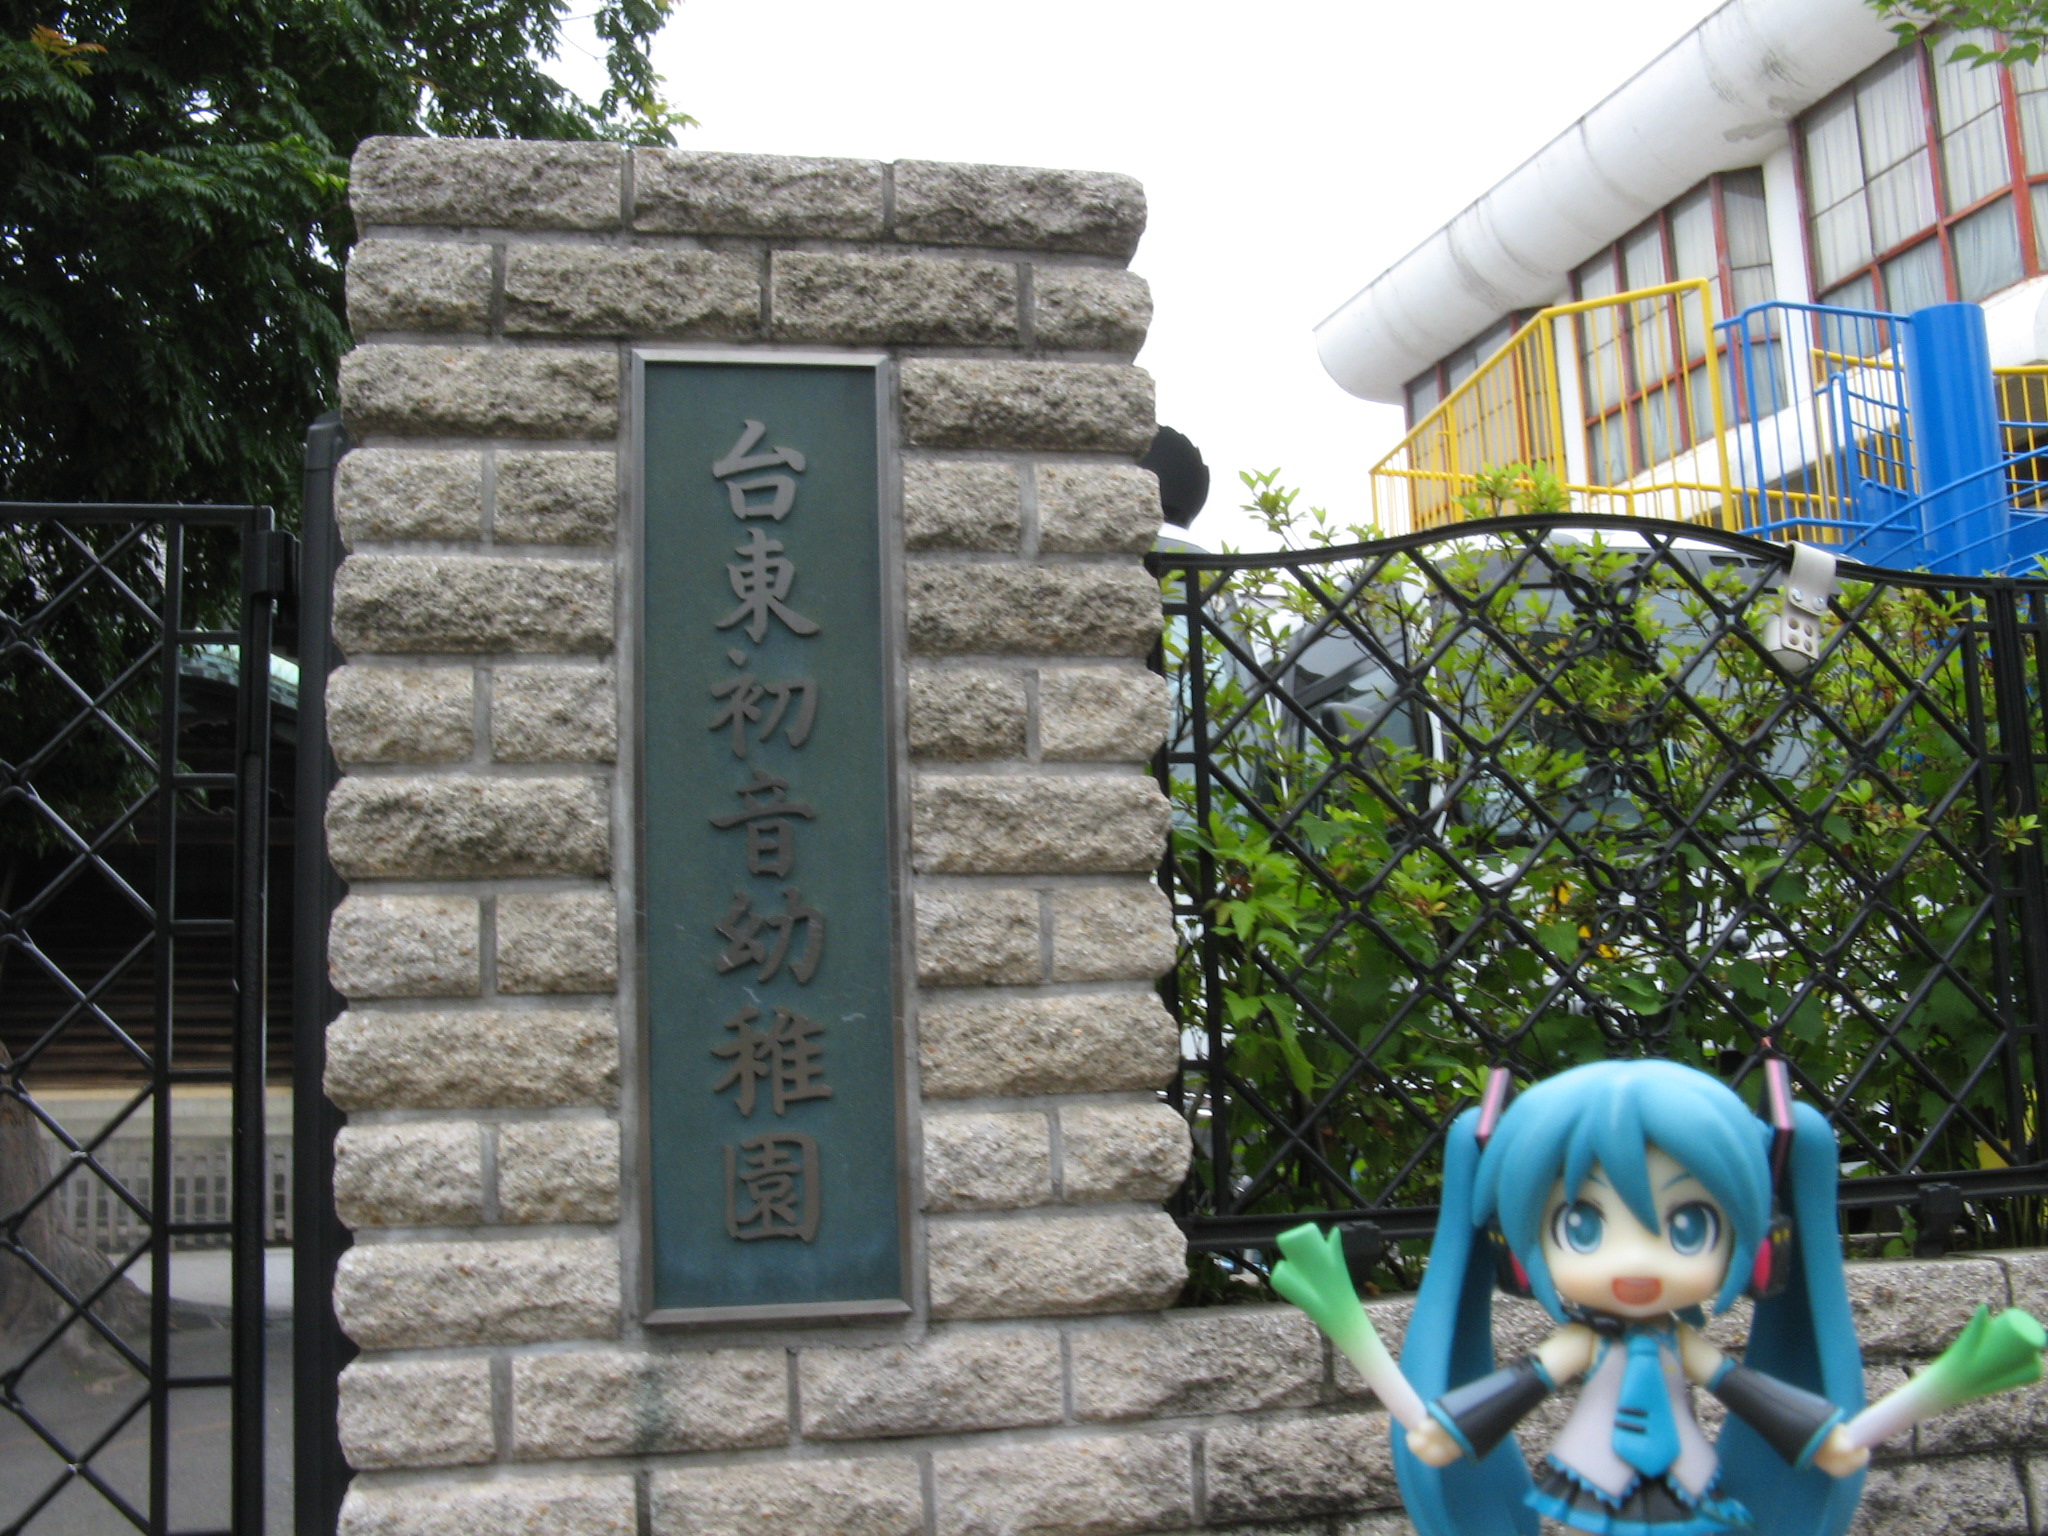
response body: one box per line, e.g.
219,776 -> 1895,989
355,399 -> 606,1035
1315,0 -> 1897,403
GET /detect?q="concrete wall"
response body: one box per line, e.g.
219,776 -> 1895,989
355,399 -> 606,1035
319,136 -> 2048,1536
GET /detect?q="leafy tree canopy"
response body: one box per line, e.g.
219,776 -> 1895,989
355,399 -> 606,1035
1873,0 -> 2048,66
0,1 -> 686,512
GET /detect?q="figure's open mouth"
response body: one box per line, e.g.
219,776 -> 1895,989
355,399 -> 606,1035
1611,1276 -> 1662,1306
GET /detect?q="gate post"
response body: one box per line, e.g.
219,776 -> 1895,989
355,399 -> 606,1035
292,413 -> 355,1536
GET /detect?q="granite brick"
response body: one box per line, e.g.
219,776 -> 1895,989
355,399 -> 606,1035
347,239 -> 493,333
333,1120 -> 484,1227
352,137 -> 623,230
338,1357 -> 494,1469
503,245 -> 759,337
914,886 -> 1042,985
339,1475 -> 634,1536
1048,884 -> 1175,981
893,161 -> 1146,258
327,775 -> 609,880
1032,267 -> 1152,354
1037,463 -> 1161,554
327,665 -> 475,764
932,1432 -> 1190,1536
1038,667 -> 1171,760
801,1326 -> 1063,1440
1069,1306 -> 1322,1420
1205,1413 -> 1402,1523
1059,1100 -> 1191,1203
928,1211 -> 1184,1319
773,251 -> 1017,346
329,893 -> 481,998
497,1119 -> 620,1223
908,666 -> 1028,759
913,773 -> 1170,875
340,344 -> 618,438
513,1347 -> 786,1458
900,360 -> 1153,454
491,665 -> 616,762
903,459 -> 1023,552
632,150 -> 885,238
326,1008 -> 618,1110
651,1458 -> 922,1536
496,450 -> 616,545
334,1236 -> 619,1348
924,1111 -> 1054,1211
907,563 -> 1161,657
496,891 -> 619,994
920,991 -> 1177,1098
336,449 -> 484,543
334,554 -> 613,655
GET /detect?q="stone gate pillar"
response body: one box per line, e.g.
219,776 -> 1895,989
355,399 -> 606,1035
322,136 -> 1202,1533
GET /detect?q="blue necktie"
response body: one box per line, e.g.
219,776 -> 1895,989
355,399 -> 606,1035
1612,1330 -> 1680,1477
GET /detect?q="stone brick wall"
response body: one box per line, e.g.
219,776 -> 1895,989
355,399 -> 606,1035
322,137 -> 2048,1536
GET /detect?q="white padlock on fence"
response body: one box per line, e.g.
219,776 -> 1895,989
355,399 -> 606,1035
1763,541 -> 1837,673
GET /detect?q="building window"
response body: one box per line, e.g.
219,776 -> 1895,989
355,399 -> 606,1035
1801,31 -> 2047,310
1568,172 -> 1778,480
1403,314 -> 1524,426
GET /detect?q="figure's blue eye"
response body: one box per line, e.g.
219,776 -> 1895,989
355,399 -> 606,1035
1667,1202 -> 1719,1256
1555,1201 -> 1604,1253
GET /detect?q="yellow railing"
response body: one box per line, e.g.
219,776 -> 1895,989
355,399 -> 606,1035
1370,280 -> 1735,534
1996,366 -> 2048,514
1994,365 -> 2048,419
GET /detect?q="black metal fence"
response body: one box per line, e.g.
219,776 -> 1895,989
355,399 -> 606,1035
1150,515 -> 2048,1282
1,501 -> 288,1534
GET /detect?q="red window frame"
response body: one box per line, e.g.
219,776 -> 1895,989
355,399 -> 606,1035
1569,174 -> 1769,479
1798,37 -> 2047,310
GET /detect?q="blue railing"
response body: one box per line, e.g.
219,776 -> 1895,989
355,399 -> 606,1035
1716,297 -> 2048,575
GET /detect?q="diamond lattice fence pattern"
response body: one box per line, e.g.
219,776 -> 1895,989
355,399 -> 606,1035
1153,517 -> 2048,1277
1,507 -> 269,1535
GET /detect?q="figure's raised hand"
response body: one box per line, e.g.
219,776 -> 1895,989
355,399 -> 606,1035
1405,1416 -> 1466,1468
1810,1425 -> 1870,1479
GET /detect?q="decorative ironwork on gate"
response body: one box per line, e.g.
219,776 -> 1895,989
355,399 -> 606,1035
1,502 -> 287,1535
1149,515 -> 2048,1281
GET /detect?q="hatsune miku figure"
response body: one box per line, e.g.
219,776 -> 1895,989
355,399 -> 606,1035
1274,1059 -> 2047,1536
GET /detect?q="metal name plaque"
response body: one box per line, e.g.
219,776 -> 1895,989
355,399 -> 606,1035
637,353 -> 906,1324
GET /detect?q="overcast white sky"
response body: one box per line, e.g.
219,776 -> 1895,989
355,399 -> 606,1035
562,0 -> 1725,550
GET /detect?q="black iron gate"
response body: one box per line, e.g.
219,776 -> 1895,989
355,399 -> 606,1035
1,499 -> 290,1533
1151,515 -> 2048,1278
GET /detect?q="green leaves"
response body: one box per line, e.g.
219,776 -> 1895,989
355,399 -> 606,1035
1455,461 -> 1572,520
0,0 -> 688,512
1874,0 -> 2048,68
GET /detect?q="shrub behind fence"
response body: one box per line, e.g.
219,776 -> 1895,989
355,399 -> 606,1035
1151,514 -> 2048,1283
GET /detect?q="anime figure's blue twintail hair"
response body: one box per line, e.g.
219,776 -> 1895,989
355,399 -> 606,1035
1717,1096 -> 1865,1536
1392,1104 -> 1539,1536
1394,1059 -> 1863,1536
1474,1059 -> 1774,1320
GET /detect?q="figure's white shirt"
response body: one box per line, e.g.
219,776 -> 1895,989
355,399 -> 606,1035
1548,1334 -> 1719,1500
